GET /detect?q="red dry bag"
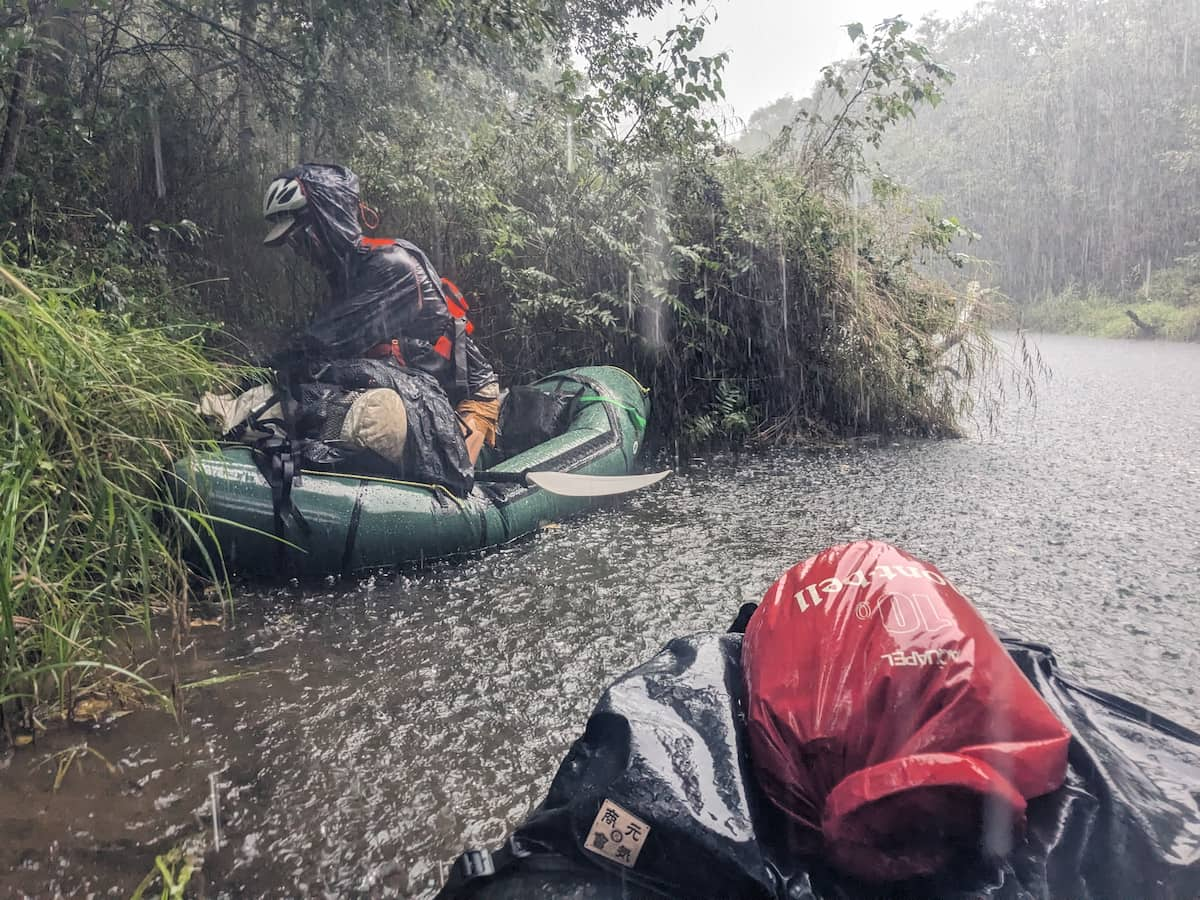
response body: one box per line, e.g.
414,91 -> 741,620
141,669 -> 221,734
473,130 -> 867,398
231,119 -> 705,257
743,541 -> 1071,882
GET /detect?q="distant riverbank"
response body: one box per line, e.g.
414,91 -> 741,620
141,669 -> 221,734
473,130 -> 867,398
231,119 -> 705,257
1006,265 -> 1200,341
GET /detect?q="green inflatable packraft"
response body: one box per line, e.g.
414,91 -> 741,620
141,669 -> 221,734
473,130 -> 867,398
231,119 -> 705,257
173,366 -> 651,576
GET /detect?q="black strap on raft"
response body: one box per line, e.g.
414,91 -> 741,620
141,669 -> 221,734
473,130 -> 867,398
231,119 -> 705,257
255,432 -> 310,541
437,843 -> 525,896
436,842 -> 597,898
453,316 -> 468,396
242,378 -> 311,553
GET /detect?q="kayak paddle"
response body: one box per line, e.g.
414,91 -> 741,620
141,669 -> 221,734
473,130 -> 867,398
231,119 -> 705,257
475,469 -> 670,497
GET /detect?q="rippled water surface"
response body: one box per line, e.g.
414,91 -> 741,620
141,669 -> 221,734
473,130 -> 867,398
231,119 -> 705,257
2,333 -> 1198,897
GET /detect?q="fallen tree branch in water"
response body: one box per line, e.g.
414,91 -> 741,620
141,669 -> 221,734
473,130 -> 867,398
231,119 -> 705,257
1125,309 -> 1157,337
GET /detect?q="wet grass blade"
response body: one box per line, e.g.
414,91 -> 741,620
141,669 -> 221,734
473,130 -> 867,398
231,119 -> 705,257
178,668 -> 278,691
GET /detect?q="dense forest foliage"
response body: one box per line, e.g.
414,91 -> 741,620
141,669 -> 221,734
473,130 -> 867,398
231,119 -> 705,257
0,0 -> 995,726
742,0 -> 1200,339
0,0 -> 988,441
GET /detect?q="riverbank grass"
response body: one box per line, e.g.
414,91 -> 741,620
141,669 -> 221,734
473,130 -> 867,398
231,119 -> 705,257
1012,264 -> 1200,341
0,262 -> 230,737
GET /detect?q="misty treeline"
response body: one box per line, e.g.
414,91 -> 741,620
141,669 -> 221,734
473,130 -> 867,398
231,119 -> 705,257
745,0 -> 1200,339
0,1 -> 993,448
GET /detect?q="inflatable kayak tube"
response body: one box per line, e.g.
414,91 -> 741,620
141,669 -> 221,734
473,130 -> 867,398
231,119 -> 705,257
174,366 -> 650,576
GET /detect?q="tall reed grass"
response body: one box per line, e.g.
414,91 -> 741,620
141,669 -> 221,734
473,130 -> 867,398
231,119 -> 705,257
0,262 -> 230,738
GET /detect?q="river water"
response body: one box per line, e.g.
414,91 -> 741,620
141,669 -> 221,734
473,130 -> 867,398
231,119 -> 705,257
2,333 -> 1198,898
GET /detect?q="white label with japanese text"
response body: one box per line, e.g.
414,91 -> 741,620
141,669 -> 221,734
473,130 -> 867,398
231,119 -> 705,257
584,799 -> 649,868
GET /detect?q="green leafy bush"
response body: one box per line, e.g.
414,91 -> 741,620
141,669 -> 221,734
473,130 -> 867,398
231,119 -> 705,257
349,15 -> 992,446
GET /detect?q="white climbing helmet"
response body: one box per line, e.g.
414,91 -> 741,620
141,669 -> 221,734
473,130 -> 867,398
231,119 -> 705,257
262,175 -> 307,246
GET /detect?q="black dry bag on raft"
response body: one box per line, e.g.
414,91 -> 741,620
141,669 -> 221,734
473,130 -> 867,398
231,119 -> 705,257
496,384 -> 585,457
436,548 -> 1200,900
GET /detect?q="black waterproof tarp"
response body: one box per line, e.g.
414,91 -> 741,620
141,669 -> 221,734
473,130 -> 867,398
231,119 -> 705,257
439,625 -> 1200,899
313,358 -> 473,496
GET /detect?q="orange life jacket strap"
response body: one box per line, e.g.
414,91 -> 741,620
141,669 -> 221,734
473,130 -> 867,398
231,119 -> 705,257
440,278 -> 475,334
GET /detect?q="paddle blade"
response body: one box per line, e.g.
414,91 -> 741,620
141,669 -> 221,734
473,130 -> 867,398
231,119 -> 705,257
526,470 -> 671,497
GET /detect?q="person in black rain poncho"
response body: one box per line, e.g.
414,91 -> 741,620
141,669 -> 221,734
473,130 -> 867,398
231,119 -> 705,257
262,163 -> 500,464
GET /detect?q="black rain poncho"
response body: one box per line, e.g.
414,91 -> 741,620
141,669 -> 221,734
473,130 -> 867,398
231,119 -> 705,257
276,163 -> 497,405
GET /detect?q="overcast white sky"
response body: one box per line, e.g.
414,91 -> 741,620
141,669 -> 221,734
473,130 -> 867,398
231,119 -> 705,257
637,0 -> 983,125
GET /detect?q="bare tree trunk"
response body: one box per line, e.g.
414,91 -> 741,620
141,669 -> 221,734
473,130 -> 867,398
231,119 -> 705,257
296,80 -> 315,163
1125,309 -> 1156,337
236,0 -> 258,174
151,105 -> 166,199
0,46 -> 37,191
296,0 -> 327,162
0,1 -> 54,193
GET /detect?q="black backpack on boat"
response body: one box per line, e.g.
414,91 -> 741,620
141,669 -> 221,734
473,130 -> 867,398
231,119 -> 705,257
317,358 -> 474,496
496,384 -> 586,457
